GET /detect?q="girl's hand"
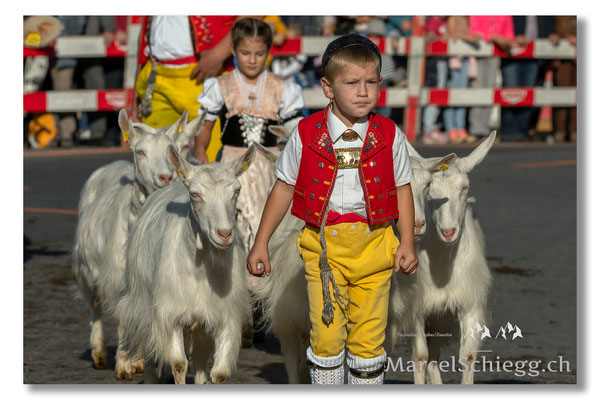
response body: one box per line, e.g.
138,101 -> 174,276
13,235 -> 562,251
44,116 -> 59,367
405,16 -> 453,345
394,242 -> 418,275
194,147 -> 208,164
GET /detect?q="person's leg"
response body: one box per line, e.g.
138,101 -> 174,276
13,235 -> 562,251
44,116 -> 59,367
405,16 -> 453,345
454,59 -> 471,138
567,60 -> 577,140
444,64 -> 459,132
469,58 -> 498,137
519,61 -> 540,137
436,59 -> 448,89
553,60 -> 572,141
500,60 -> 522,139
51,66 -> 77,145
298,226 -> 348,384
344,223 -> 398,384
422,104 -> 438,134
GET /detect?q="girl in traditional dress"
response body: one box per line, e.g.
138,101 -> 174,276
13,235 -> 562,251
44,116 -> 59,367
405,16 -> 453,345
195,17 -> 304,253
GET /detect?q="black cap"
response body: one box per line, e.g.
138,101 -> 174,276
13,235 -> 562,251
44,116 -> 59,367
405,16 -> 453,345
321,34 -> 382,76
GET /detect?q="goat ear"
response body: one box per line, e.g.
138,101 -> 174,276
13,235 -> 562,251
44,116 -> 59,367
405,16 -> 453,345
423,153 -> 457,172
427,153 -> 458,172
167,144 -> 193,183
179,110 -> 206,143
268,125 -> 291,140
165,110 -> 189,141
254,142 -> 279,163
403,138 -> 422,160
228,143 -> 257,177
118,109 -> 136,145
457,131 -> 496,173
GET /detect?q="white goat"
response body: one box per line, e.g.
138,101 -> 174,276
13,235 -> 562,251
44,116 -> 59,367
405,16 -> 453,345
116,144 -> 256,384
250,146 -> 457,383
385,133 -> 496,384
72,109 -> 204,379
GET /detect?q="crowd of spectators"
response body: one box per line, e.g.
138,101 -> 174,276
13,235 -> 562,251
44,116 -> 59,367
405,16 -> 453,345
23,15 -> 577,149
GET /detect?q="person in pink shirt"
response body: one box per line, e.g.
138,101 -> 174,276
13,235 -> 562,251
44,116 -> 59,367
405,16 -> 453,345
468,16 -> 514,138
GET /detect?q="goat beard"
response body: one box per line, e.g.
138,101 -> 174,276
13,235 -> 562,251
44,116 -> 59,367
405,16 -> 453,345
196,232 -> 203,251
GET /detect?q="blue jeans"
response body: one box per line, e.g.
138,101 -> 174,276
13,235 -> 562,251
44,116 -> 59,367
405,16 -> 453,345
422,59 -> 447,133
500,60 -> 540,137
443,58 -> 469,130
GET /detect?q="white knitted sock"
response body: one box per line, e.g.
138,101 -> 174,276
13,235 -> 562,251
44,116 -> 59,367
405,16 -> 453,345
346,351 -> 387,385
306,346 -> 345,385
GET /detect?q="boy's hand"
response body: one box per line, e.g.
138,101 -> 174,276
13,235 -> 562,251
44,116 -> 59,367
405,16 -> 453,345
394,242 -> 418,275
247,242 -> 272,277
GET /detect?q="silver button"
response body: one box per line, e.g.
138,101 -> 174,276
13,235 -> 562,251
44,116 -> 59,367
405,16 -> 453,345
351,225 -> 357,230
313,178 -> 318,184
366,228 -> 371,234
331,230 -> 337,237
374,177 -> 380,183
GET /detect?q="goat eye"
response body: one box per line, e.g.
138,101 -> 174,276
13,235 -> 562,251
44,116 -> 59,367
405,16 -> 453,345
190,192 -> 202,200
135,150 -> 146,157
233,189 -> 240,199
461,186 -> 469,193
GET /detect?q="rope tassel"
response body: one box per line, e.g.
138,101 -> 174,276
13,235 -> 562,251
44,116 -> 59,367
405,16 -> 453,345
318,206 -> 358,326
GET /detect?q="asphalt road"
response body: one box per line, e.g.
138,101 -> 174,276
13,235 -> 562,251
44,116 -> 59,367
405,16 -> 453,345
23,142 -> 577,384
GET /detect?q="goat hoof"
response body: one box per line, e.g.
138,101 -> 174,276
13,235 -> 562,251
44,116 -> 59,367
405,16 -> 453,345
131,358 -> 145,374
211,372 -> 229,384
92,350 -> 107,369
115,369 -> 133,381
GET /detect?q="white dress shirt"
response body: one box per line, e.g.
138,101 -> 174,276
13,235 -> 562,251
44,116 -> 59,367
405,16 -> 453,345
275,108 -> 414,218
147,16 -> 195,65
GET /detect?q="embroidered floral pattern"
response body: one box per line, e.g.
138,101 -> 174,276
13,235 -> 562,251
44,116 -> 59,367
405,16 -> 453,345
316,130 -> 332,149
239,113 -> 267,145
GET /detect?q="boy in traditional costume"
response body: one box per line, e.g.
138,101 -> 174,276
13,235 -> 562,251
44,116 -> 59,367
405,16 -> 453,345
247,34 -> 418,384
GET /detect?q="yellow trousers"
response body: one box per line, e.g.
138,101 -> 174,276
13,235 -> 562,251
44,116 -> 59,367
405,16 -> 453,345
297,222 -> 399,359
135,61 -> 222,162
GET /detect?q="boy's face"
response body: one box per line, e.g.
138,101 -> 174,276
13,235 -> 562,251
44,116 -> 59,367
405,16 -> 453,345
321,62 -> 381,127
232,37 -> 269,83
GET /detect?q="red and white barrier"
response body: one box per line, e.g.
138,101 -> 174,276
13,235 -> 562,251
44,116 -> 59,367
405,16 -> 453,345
24,89 -> 134,113
23,87 -> 576,113
23,36 -> 127,58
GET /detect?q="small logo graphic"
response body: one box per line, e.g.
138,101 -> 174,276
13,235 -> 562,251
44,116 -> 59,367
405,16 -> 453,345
500,88 -> 528,105
465,322 -> 491,340
104,91 -> 128,108
464,322 -> 524,341
495,322 -> 523,340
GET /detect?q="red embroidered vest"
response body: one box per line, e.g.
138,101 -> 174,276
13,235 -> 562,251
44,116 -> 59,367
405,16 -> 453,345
291,109 -> 399,227
138,16 -> 236,67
